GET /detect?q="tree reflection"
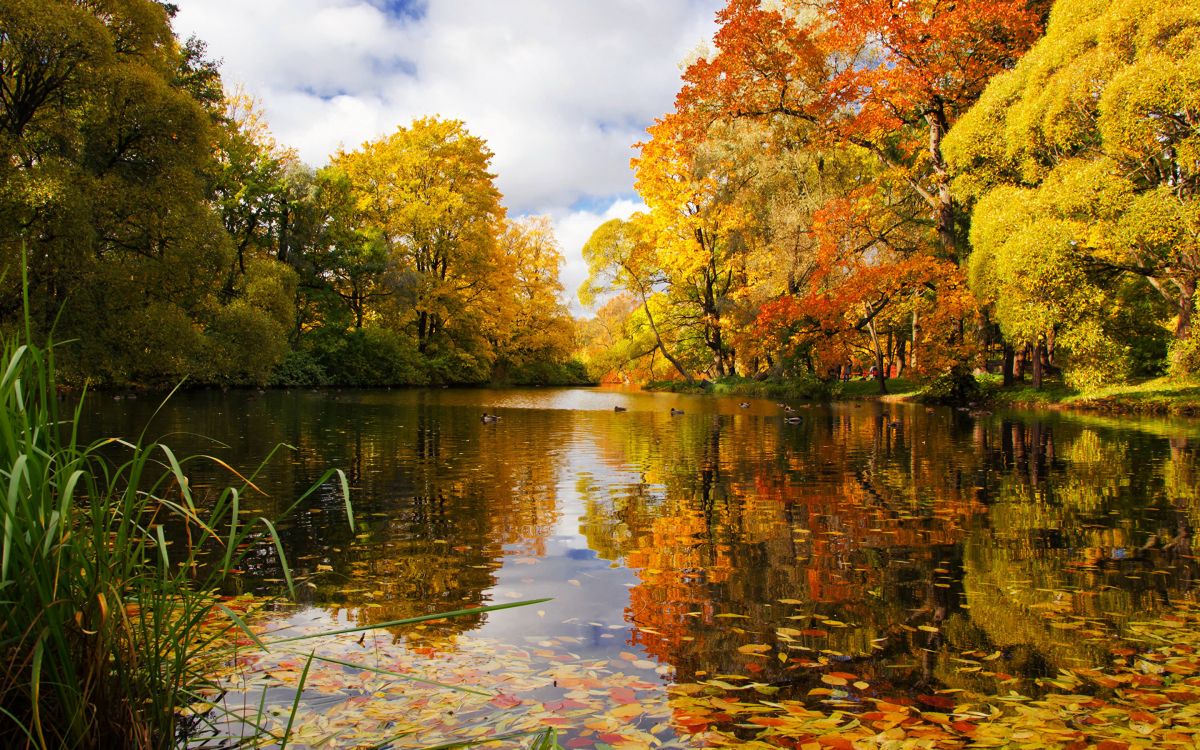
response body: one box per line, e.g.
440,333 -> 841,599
77,390 -> 1200,696
580,404 -> 1200,700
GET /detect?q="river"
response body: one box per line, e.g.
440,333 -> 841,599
82,387 -> 1200,748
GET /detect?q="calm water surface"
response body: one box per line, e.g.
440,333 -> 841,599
83,388 -> 1200,747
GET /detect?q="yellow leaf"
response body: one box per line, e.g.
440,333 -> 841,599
737,644 -> 772,654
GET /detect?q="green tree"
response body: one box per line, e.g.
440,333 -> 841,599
581,216 -> 694,382
0,0 -> 248,385
946,0 -> 1200,379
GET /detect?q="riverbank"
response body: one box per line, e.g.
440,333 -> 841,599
978,375 -> 1200,416
645,374 -> 1200,416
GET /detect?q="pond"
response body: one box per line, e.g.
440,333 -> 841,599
83,388 -> 1200,748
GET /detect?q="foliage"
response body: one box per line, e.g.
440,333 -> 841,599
0,0 -> 237,387
0,4 -> 582,388
497,358 -> 593,387
1170,293 -> 1200,376
268,349 -> 330,388
945,0 -> 1200,378
578,0 -> 1045,390
313,327 -> 427,387
917,368 -> 985,405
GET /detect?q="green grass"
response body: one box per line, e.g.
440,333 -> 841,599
0,332 -> 354,748
832,377 -> 922,400
644,374 -> 831,399
644,374 -> 924,401
983,374 -> 1200,415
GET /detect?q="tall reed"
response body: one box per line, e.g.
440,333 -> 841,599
0,333 -> 350,749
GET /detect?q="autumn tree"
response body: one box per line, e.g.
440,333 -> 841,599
619,0 -> 1046,390
945,0 -> 1200,382
328,118 -> 505,376
825,0 -> 1044,257
581,215 -> 694,382
634,115 -> 759,377
493,216 -> 579,382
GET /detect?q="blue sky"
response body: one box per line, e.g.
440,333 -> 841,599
172,0 -> 724,311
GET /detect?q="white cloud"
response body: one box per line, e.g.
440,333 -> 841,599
172,0 -> 722,310
542,198 -> 643,314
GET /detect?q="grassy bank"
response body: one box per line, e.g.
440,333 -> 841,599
645,375 -> 921,402
832,376 -> 923,400
0,333 -> 355,748
980,375 -> 1200,416
644,372 -> 1200,416
645,375 -> 831,400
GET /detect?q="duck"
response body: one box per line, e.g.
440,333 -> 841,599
613,405 -> 628,412
785,416 -> 804,424
888,420 -> 901,429
670,407 -> 685,416
782,404 -> 796,412
739,402 -> 751,408
480,413 -> 501,423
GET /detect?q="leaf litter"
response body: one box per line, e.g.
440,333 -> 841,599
188,588 -> 1200,750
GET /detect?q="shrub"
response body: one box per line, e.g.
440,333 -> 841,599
269,348 -> 330,387
1169,332 -> 1200,378
918,367 -> 982,404
315,328 -> 427,386
204,301 -> 289,386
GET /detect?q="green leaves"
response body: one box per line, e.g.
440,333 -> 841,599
948,0 -> 1200,379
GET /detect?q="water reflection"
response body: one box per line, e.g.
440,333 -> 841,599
81,390 -> 1200,746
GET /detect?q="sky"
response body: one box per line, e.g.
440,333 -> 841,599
171,0 -> 725,314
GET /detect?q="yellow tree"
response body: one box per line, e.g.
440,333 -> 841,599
946,0 -> 1200,382
581,214 -> 694,382
495,216 -> 576,375
634,114 -> 756,377
333,117 -> 509,378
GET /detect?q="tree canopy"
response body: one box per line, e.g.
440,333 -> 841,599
0,0 -> 583,388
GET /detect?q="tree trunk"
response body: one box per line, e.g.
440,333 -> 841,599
1176,278 -> 1196,340
1032,340 -> 1045,389
639,291 -> 691,383
1002,343 -> 1015,387
895,337 -> 907,377
910,309 -> 919,373
867,317 -> 888,395
927,104 -> 957,259
976,311 -> 991,372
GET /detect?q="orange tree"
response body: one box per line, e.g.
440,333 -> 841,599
633,0 -> 1045,388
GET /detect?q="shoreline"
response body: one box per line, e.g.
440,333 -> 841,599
645,375 -> 1200,418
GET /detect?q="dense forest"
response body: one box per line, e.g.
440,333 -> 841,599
577,0 -> 1199,394
2,0 -> 1196,393
0,0 -> 583,388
